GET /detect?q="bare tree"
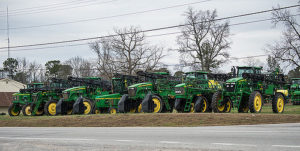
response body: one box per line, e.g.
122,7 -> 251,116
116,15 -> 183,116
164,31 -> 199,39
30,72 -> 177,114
65,56 -> 95,77
28,61 -> 42,82
90,38 -> 119,79
243,58 -> 264,67
267,5 -> 300,68
90,26 -> 165,77
177,8 -> 230,72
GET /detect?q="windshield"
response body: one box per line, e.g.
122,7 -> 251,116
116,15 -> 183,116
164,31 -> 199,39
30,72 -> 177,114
237,68 -> 254,77
34,84 -> 44,89
292,80 -> 300,85
186,73 -> 207,79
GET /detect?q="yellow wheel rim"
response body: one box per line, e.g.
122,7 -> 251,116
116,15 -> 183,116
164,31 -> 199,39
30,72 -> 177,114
201,100 -> 207,112
48,103 -> 56,116
36,109 -> 43,115
153,98 -> 161,113
67,109 -> 73,115
226,101 -> 231,112
11,107 -> 19,116
25,106 -> 32,116
129,108 -> 136,113
137,104 -> 142,113
94,109 -> 100,114
217,103 -> 225,112
83,101 -> 91,114
243,107 -> 249,112
254,94 -> 262,112
190,103 -> 195,113
277,97 -> 284,113
110,108 -> 117,114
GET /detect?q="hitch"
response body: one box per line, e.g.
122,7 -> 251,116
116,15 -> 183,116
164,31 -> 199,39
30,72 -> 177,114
72,97 -> 85,114
141,93 -> 154,112
118,94 -> 129,113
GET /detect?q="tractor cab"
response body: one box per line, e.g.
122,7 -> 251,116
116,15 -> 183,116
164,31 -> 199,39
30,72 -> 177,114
291,78 -> 300,90
185,71 -> 208,80
27,83 -> 44,89
234,66 -> 262,77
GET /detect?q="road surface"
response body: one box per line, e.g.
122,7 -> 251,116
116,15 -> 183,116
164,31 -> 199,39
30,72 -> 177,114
0,123 -> 300,151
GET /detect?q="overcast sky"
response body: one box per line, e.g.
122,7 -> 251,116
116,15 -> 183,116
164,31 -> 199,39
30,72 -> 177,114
0,0 -> 298,73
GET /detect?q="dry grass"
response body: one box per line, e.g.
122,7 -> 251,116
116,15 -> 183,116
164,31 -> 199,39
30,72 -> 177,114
1,113 -> 300,127
1,104 -> 300,127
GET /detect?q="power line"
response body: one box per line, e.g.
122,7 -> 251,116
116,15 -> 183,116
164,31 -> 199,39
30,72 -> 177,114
0,0 -> 97,13
0,4 -> 298,50
0,0 -> 211,30
0,0 -> 118,17
2,13 -> 300,53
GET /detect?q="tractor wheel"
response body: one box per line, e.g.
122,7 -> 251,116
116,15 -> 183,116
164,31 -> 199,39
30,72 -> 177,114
35,106 -> 44,116
195,97 -> 208,112
174,98 -> 183,112
94,108 -> 101,114
152,95 -> 163,113
212,91 -> 226,113
224,97 -> 232,113
249,91 -> 263,113
189,102 -> 195,113
238,97 -> 249,113
22,103 -> 32,116
44,100 -> 57,116
272,93 -> 285,113
109,108 -> 117,114
8,104 -> 20,116
83,99 -> 93,114
137,104 -> 142,113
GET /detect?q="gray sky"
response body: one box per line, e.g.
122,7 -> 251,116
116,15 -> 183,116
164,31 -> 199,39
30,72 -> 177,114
0,0 -> 298,73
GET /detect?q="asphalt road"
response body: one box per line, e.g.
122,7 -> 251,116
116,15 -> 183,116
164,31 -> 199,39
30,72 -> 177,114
0,123 -> 300,151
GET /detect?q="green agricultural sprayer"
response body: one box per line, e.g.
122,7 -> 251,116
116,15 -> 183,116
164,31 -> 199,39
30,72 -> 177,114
8,83 -> 44,116
211,66 -> 288,113
118,71 -> 182,113
94,73 -> 142,114
23,78 -> 77,116
174,71 -> 222,113
291,78 -> 300,105
55,77 -> 111,115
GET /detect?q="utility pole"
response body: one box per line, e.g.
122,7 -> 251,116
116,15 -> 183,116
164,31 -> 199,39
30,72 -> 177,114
6,6 -> 10,59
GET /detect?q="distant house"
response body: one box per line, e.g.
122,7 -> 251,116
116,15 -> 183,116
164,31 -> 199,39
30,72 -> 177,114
0,78 -> 26,107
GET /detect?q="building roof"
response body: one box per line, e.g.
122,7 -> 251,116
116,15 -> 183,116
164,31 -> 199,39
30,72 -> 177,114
0,78 -> 26,92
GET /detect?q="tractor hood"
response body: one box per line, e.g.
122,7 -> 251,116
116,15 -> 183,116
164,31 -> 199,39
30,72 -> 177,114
128,82 -> 152,88
291,84 -> 300,89
63,86 -> 86,92
226,77 -> 244,83
175,83 -> 186,88
95,93 -> 121,99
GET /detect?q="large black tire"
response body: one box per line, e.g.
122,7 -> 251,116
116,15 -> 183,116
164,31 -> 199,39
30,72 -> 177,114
22,103 -> 32,116
83,99 -> 93,114
195,96 -> 209,112
249,91 -> 263,113
272,93 -> 285,113
152,95 -> 163,113
174,98 -> 183,112
238,96 -> 249,113
224,97 -> 232,113
8,104 -> 20,116
44,100 -> 58,116
211,91 -> 225,113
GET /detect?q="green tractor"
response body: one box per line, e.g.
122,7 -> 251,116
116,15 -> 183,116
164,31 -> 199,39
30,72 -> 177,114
94,73 -> 142,114
211,66 -> 288,113
291,78 -> 300,105
8,83 -> 44,116
23,78 -> 77,116
118,71 -> 182,113
55,77 -> 111,115
174,71 -> 222,113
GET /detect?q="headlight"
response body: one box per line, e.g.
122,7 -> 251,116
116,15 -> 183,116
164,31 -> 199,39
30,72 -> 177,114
175,87 -> 185,94
128,87 -> 136,97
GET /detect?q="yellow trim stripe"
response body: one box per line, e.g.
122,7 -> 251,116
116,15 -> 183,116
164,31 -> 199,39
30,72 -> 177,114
138,84 -> 152,87
96,98 -> 121,100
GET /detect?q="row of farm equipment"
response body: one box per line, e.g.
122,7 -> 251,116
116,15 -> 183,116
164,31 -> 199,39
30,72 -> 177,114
7,66 -> 300,116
